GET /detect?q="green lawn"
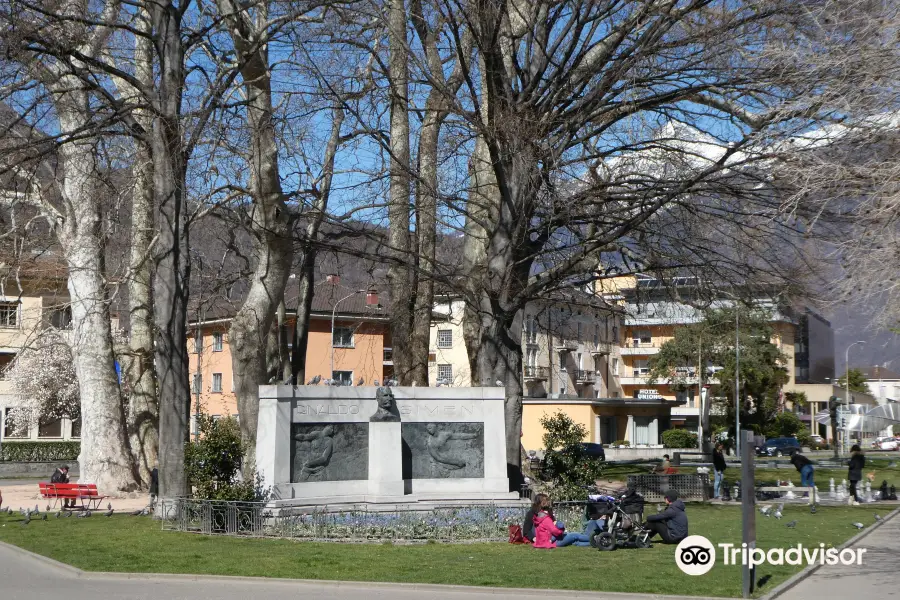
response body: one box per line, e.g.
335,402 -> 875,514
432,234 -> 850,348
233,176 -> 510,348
0,504 -> 882,598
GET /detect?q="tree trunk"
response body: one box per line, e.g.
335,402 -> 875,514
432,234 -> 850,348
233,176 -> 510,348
221,0 -> 294,474
56,116 -> 138,493
277,300 -> 290,383
409,99 -> 441,386
126,6 -> 159,485
291,248 -> 316,384
152,1 -> 191,503
386,0 -> 413,385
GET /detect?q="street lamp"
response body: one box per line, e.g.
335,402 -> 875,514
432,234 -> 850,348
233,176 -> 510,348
843,340 -> 866,456
330,289 -> 379,384
735,308 -> 741,458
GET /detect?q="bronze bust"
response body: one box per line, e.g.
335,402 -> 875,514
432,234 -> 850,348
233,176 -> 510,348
370,387 -> 401,422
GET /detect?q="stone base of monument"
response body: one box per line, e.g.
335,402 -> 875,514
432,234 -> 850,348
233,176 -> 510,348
256,386 -> 520,510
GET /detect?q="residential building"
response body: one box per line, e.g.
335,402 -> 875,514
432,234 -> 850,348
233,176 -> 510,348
0,254 -> 81,442
429,298 -> 471,387
187,288 -> 390,428
859,365 -> 900,404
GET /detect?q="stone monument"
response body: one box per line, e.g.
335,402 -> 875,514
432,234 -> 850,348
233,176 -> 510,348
255,385 -> 515,506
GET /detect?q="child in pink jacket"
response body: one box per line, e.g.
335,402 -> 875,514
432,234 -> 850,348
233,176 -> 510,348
532,494 -> 565,549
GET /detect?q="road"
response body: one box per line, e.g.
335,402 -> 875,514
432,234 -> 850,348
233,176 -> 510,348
0,541 -> 719,600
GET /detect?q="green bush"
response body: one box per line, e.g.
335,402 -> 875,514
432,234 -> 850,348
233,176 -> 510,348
0,441 -> 80,462
612,440 -> 630,447
764,412 -> 803,439
662,429 -> 699,449
184,414 -> 267,502
539,412 -> 604,501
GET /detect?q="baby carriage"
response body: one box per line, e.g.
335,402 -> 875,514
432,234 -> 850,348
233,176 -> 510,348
587,489 -> 652,551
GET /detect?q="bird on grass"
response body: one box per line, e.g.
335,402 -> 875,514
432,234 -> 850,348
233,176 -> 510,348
786,520 -> 798,528
76,510 -> 91,518
21,511 -> 31,526
874,514 -> 882,521
104,507 -> 114,517
853,522 -> 865,530
62,510 -> 73,518
759,505 -> 772,517
40,513 -> 47,521
810,504 -> 817,514
774,507 -> 783,520
55,511 -> 61,519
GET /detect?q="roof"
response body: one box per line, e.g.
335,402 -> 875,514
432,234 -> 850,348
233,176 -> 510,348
858,366 -> 900,381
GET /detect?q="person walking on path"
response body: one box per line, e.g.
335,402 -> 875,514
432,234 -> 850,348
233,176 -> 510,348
790,452 -> 815,496
713,443 -> 727,499
848,445 -> 865,505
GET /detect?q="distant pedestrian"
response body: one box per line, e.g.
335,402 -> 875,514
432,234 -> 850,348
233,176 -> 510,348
149,465 -> 159,511
848,445 -> 865,505
713,443 -> 727,499
790,452 -> 815,496
654,454 -> 672,474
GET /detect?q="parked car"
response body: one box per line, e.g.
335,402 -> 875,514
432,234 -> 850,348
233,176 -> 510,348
809,434 -> 825,445
576,442 -> 606,461
871,437 -> 899,451
755,437 -> 802,457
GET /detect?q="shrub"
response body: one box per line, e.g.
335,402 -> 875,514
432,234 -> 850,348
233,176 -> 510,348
612,440 -> 630,447
0,441 -> 80,462
184,414 -> 267,502
539,412 -> 604,500
765,412 -> 803,439
662,429 -> 698,449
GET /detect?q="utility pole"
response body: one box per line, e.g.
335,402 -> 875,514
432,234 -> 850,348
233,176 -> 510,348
735,308 -> 741,457
844,341 -> 865,455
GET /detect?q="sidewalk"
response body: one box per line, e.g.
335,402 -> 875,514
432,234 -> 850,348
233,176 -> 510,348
775,509 -> 900,599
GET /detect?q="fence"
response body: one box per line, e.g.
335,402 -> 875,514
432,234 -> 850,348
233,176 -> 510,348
627,473 -> 710,502
160,498 -> 583,543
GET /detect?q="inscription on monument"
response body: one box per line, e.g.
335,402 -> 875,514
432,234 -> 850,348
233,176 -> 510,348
402,422 -> 484,479
291,423 -> 368,483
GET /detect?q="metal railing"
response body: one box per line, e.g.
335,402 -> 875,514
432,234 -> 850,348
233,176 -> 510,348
159,498 -> 556,543
573,369 -> 595,382
523,365 -> 549,379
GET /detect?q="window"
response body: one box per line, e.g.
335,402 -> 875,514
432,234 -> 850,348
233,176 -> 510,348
524,314 -> 538,344
333,326 -> 354,348
633,417 -> 652,446
437,364 -> 453,383
213,332 -> 223,352
212,373 -> 223,393
437,329 -> 453,348
632,329 -> 652,347
612,357 -> 619,375
50,306 -> 72,329
332,370 -> 353,386
39,417 -> 62,438
192,373 -> 202,394
71,418 -> 81,439
593,324 -> 600,347
526,347 -> 538,368
0,352 -> 15,378
0,302 -> 19,328
194,334 -> 203,353
577,322 -> 582,340
633,359 -> 650,377
3,408 -> 26,438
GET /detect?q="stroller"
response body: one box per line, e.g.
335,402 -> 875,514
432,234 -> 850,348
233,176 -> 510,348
587,489 -> 652,551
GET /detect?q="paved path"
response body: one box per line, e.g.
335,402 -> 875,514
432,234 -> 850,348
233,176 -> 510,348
0,542 -> 720,600
777,509 -> 900,599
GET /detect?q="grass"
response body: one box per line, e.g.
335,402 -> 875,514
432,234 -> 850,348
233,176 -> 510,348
0,504 -> 884,598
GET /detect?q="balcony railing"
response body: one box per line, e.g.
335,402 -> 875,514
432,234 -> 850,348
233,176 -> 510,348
573,369 -> 595,382
590,342 -> 612,355
523,365 -> 549,380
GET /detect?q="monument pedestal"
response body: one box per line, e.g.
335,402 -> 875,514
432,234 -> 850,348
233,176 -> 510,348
368,422 -> 405,497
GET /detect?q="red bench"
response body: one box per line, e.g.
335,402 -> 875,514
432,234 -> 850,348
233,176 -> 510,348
39,483 -> 108,510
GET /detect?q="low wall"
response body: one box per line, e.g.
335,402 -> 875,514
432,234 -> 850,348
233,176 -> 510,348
604,447 -> 694,461
0,461 -> 80,478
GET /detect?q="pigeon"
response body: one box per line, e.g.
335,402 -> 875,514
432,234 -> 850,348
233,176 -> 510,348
874,514 -> 882,521
107,502 -> 112,511
46,505 -> 51,513
852,522 -> 865,530
310,375 -> 321,385
62,510 -> 73,518
41,513 -> 47,521
104,508 -> 114,517
356,376 -> 364,386
759,505 -> 772,516
55,511 -> 61,519
810,504 -> 817,514
774,508 -> 783,520
786,520 -> 797,528
76,510 -> 91,518
34,504 -> 39,514
130,509 -> 144,516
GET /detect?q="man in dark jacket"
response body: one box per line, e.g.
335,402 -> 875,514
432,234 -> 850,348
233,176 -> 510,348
713,444 -> 727,499
790,452 -> 815,495
50,465 -> 75,508
646,490 -> 688,544
149,466 -> 159,511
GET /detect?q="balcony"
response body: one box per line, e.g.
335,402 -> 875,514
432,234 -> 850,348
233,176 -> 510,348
589,342 -> 612,356
620,341 -> 663,356
573,369 -> 595,383
383,347 -> 393,364
523,365 -> 549,381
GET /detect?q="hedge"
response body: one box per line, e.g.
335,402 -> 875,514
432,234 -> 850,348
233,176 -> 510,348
662,429 -> 699,449
0,441 -> 80,462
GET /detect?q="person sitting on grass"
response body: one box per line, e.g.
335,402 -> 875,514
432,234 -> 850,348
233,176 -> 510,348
522,494 -> 542,543
645,490 -> 688,544
532,494 -> 565,549
555,503 -> 609,548
789,452 -> 815,496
